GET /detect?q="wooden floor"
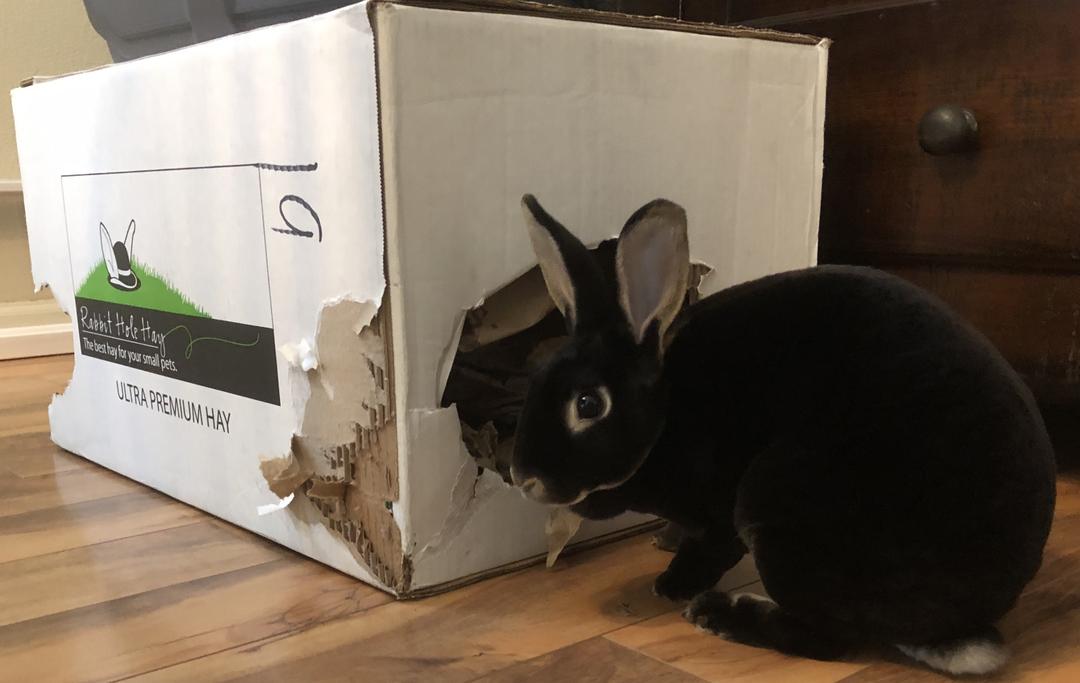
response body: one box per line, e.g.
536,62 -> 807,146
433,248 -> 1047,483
2,355 -> 1080,682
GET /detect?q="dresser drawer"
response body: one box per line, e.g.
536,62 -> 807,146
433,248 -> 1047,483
887,265 -> 1080,402
772,0 -> 1080,271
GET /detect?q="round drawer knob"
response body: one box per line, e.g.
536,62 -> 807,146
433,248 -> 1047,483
918,105 -> 979,155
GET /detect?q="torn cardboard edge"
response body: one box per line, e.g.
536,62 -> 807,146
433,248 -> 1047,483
545,506 -> 583,567
429,251 -> 712,574
19,67 -> 110,88
259,247 -> 708,592
400,517 -> 664,600
412,457 -> 509,563
260,290 -> 406,591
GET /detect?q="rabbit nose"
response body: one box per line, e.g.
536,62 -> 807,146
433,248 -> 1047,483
510,466 -> 529,487
520,478 -> 546,500
510,467 -> 548,500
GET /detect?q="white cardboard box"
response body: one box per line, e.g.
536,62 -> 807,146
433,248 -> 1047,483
12,0 -> 827,596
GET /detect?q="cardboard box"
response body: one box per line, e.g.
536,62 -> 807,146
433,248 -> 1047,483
12,0 -> 827,596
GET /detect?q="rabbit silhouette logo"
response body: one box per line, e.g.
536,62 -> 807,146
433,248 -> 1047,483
98,220 -> 140,292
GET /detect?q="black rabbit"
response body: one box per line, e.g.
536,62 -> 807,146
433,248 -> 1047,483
510,194 -> 1056,675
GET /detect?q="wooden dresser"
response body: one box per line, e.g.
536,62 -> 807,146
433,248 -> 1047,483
736,0 -> 1080,454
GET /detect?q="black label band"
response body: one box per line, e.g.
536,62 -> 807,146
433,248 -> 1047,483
75,297 -> 280,406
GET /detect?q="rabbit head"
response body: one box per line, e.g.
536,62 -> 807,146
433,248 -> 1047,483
511,195 -> 690,506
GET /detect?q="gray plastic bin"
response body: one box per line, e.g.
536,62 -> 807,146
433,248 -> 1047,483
83,0 -> 613,62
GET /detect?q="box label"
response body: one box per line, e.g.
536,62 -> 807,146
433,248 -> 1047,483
61,164 -> 307,406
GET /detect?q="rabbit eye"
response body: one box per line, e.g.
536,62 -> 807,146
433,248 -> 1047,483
566,386 -> 612,433
576,391 -> 603,419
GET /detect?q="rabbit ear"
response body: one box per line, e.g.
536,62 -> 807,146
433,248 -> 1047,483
615,199 -> 690,345
99,223 -> 119,279
123,219 -> 136,254
521,195 -> 612,333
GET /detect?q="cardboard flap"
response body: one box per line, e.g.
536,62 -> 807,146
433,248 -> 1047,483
370,0 -> 826,46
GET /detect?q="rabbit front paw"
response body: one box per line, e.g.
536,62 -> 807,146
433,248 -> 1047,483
652,566 -> 714,601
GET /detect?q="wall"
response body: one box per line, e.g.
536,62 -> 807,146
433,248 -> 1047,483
0,0 -> 111,307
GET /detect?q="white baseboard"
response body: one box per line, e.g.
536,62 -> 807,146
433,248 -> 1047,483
0,323 -> 73,360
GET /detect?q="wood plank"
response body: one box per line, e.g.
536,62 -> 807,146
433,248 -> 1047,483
0,520 -> 284,627
613,479 -> 1080,683
0,430 -> 91,477
0,556 -> 390,683
129,535 -> 680,683
472,637 -> 704,683
1052,477 -> 1080,518
909,506 -> 1080,682
0,465 -> 138,516
0,353 -> 1077,683
0,353 -> 72,380
606,598 -> 865,683
836,528 -> 1080,683
0,403 -> 52,438
0,384 -> 58,411
0,488 -> 204,563
0,354 -> 71,402
0,356 -> 71,433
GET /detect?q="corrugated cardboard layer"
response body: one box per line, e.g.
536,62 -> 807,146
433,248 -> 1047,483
268,296 -> 406,588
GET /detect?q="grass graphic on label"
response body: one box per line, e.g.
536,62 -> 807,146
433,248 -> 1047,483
77,260 -> 209,318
